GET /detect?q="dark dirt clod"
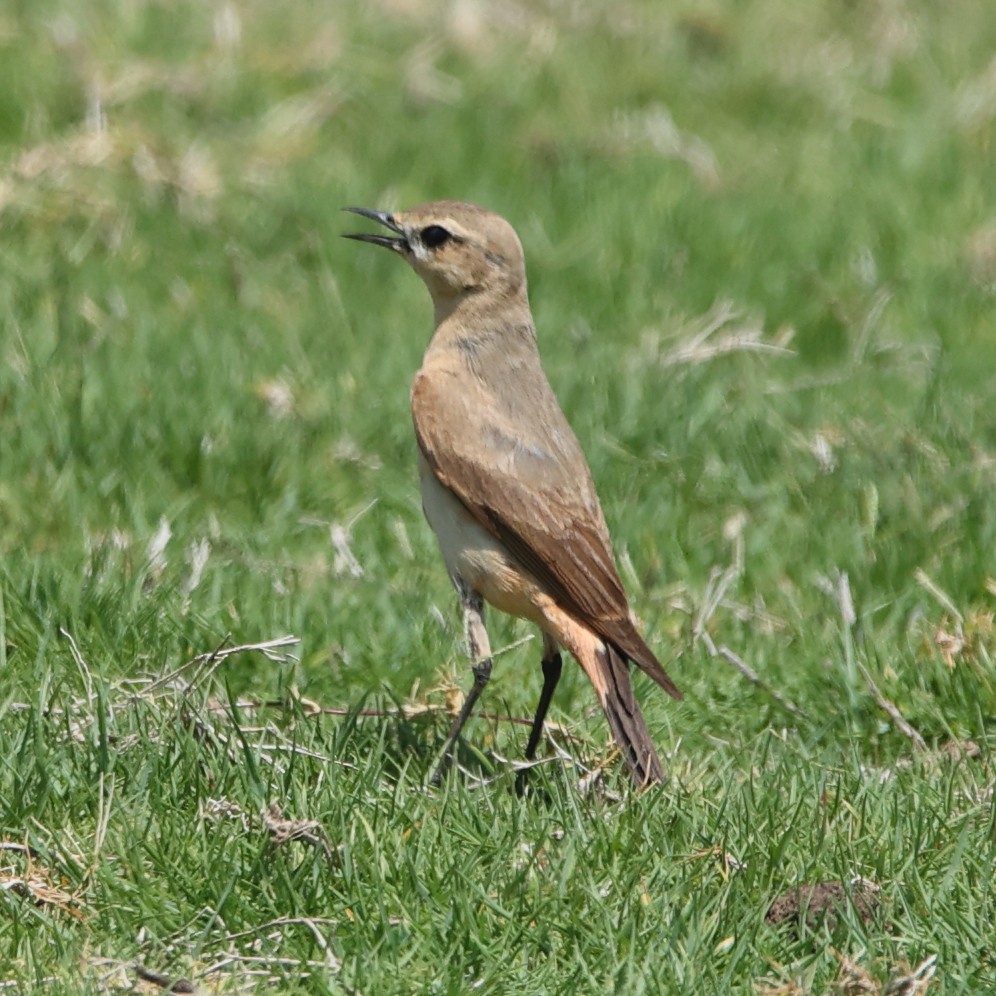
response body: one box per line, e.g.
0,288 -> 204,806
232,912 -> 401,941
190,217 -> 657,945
765,879 -> 879,931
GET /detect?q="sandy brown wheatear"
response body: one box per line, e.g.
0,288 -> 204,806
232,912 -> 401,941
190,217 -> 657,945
344,200 -> 681,786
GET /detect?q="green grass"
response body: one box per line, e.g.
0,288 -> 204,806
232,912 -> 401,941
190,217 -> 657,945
1,0 -> 995,991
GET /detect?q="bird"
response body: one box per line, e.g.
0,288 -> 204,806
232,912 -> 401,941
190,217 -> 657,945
343,200 -> 681,787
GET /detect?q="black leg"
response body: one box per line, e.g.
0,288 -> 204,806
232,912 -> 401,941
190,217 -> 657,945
516,637 -> 563,795
524,651 -> 563,760
430,583 -> 492,785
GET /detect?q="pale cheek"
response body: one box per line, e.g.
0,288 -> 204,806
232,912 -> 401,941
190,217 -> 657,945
410,257 -> 458,293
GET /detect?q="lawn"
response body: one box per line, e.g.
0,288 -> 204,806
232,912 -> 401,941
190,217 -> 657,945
1,0 -> 994,992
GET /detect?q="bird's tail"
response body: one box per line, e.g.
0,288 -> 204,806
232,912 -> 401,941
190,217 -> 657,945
596,644 -> 666,786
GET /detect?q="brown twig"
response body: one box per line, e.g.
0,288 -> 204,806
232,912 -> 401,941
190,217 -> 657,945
262,804 -> 338,861
200,697 -> 541,728
135,634 -> 300,696
857,662 -> 927,751
717,645 -> 810,720
134,965 -> 196,993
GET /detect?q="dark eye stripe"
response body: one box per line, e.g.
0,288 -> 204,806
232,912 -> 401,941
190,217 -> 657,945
420,225 -> 451,248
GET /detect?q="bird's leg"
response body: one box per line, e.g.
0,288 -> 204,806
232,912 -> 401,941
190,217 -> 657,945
431,581 -> 493,785
516,632 -> 563,795
525,632 -> 563,760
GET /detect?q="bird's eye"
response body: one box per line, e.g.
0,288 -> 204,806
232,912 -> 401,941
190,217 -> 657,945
420,225 -> 451,249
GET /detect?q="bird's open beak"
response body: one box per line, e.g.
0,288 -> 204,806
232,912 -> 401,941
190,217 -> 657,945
341,207 -> 409,253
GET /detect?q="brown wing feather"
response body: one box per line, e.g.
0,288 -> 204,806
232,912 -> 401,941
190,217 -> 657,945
412,351 -> 681,701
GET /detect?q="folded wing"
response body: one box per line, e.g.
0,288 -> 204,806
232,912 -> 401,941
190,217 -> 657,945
412,363 -> 681,701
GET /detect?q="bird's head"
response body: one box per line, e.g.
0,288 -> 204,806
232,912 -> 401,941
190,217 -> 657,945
343,200 -> 527,319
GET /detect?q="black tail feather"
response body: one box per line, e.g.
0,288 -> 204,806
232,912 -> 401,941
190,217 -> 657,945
600,644 -> 666,786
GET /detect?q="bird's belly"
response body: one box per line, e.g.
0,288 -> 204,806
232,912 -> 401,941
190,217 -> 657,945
418,455 -> 545,624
